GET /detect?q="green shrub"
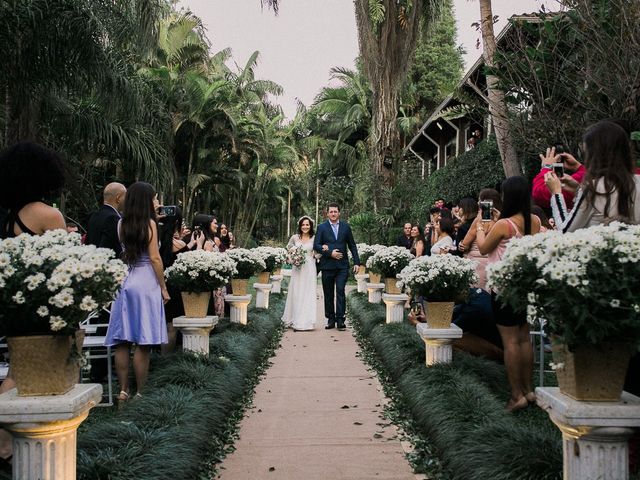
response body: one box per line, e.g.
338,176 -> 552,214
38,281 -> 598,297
347,293 -> 563,480
71,295 -> 286,480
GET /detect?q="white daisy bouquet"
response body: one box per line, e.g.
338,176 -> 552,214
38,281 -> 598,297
0,230 -> 128,336
366,246 -> 414,277
165,250 -> 237,292
357,244 -> 385,266
254,246 -> 288,272
398,255 -> 477,301
486,223 -> 640,348
287,245 -> 306,268
225,248 -> 267,279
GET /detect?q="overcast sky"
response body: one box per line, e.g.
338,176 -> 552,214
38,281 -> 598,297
182,0 -> 556,118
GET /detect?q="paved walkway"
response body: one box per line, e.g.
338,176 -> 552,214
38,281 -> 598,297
217,285 -> 416,480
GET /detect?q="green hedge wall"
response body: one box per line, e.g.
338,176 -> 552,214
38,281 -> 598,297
347,293 -> 563,480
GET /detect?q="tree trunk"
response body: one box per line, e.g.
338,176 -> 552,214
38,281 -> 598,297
353,0 -> 426,191
479,0 -> 520,177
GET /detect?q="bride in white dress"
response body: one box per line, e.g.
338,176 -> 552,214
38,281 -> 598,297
282,216 -> 318,331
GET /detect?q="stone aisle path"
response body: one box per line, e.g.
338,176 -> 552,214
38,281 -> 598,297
217,285 -> 417,480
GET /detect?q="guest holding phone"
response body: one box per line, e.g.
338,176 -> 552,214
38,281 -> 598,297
532,143 -> 586,211
476,176 -> 541,412
543,120 -> 640,232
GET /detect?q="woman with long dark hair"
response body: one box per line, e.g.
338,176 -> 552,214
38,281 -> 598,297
282,216 -> 318,331
544,120 -> 640,231
105,182 -> 169,404
409,224 -> 425,257
476,176 -> 541,411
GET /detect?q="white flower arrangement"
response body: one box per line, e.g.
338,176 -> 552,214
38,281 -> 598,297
366,246 -> 414,277
165,250 -> 237,292
253,246 -> 288,272
398,254 -> 477,301
356,244 -> 385,266
224,248 -> 267,279
0,230 -> 128,336
486,222 -> 640,348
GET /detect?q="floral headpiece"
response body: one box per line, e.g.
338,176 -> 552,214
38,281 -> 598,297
298,215 -> 314,226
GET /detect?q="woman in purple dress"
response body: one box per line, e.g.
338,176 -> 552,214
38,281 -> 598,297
105,182 -> 169,404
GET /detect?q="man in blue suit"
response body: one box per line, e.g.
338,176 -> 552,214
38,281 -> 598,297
314,203 -> 360,330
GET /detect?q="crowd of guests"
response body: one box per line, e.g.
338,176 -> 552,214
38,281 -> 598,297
0,142 -> 237,406
397,119 -> 640,411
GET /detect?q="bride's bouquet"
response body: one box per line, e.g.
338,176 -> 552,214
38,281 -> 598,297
288,245 -> 306,268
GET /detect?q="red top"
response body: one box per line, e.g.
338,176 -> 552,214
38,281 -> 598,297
532,165 -> 586,210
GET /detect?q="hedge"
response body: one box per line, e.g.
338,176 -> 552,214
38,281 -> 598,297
0,294 -> 285,480
347,292 -> 564,480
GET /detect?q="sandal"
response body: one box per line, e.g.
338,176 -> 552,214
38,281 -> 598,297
133,393 -> 142,401
117,390 -> 129,408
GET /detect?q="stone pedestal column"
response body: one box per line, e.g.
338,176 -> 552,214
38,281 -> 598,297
225,294 -> 252,325
416,323 -> 462,366
355,274 -> 369,293
270,274 -> 283,294
536,387 -> 640,480
366,283 -> 385,303
382,293 -> 408,324
253,283 -> 273,309
173,315 -> 219,356
0,384 -> 102,480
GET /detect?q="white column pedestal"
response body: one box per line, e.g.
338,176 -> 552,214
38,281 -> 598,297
382,293 -> 408,324
366,283 -> 385,303
355,274 -> 370,293
536,387 -> 640,480
225,294 -> 252,325
253,283 -> 273,309
173,315 -> 219,356
270,275 -> 283,294
0,384 -> 102,480
416,323 -> 462,366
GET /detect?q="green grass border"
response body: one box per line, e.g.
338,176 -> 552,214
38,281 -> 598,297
347,292 -> 563,480
69,294 -> 284,480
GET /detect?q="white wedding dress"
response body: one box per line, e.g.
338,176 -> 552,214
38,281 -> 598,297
282,234 -> 318,331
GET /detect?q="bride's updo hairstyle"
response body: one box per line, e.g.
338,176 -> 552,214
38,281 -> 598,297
297,216 -> 315,236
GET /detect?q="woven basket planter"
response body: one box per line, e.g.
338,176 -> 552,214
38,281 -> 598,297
231,278 -> 249,295
552,342 -> 632,401
369,272 -> 382,283
425,302 -> 455,329
256,271 -> 271,284
181,291 -> 211,318
8,332 -> 84,396
384,277 -> 401,294
358,265 -> 367,274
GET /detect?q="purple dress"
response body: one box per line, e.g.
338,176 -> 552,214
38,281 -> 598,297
105,253 -> 167,346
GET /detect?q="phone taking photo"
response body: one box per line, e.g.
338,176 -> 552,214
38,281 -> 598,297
553,163 -> 565,178
480,200 -> 493,221
159,205 -> 177,216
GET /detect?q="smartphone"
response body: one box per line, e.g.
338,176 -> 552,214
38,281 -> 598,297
480,200 -> 493,221
554,144 -> 566,155
410,302 -> 422,315
553,163 -> 565,178
159,205 -> 177,216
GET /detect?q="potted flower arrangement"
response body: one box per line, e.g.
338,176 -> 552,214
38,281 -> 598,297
486,223 -> 640,401
0,230 -> 128,395
367,246 -> 414,293
165,250 -> 237,317
398,255 -> 477,328
358,244 -> 385,281
225,248 -> 267,295
254,246 -> 288,283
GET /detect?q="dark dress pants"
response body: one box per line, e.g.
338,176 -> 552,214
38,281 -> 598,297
321,268 -> 349,325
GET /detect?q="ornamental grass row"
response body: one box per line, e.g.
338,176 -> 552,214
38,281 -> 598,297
347,292 -> 563,480
56,294 -> 284,480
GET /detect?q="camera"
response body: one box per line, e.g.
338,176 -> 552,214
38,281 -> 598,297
410,301 -> 423,316
554,144 -> 566,155
553,163 -> 565,178
479,200 -> 493,221
158,205 -> 177,216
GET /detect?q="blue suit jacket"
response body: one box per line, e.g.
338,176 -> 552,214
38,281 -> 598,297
314,220 -> 360,271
